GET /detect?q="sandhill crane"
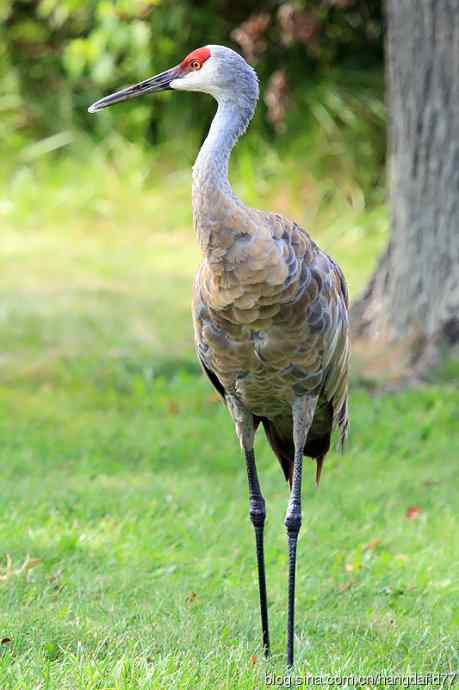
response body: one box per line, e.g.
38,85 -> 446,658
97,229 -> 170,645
89,45 -> 350,667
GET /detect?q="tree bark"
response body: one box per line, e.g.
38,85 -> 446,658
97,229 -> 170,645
352,0 -> 459,371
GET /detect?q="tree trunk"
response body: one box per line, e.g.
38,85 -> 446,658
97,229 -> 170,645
352,0 -> 459,372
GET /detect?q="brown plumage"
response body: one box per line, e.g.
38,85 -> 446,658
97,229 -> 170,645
193,205 -> 350,487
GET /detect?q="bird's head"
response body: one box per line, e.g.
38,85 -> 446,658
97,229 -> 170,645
88,45 -> 258,113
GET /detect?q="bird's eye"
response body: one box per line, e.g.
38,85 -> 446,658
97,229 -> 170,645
190,60 -> 201,70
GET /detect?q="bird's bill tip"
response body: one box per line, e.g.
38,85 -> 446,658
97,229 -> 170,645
87,66 -> 180,114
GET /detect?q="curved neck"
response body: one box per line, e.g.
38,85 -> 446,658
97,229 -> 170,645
192,96 -> 256,202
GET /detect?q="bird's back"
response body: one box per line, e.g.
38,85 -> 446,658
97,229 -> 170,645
192,205 -> 350,484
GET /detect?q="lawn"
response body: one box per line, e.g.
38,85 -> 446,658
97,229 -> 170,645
0,144 -> 458,689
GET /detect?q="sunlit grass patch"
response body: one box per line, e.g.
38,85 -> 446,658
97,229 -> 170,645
0,372 -> 458,688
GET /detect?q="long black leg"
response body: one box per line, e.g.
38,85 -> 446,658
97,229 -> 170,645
285,396 -> 318,667
285,449 -> 302,667
226,395 -> 270,657
245,448 -> 270,656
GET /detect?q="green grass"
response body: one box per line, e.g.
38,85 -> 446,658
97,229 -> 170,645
0,140 -> 458,688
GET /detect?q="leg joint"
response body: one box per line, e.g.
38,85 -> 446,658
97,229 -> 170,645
250,497 -> 266,527
284,509 -> 301,536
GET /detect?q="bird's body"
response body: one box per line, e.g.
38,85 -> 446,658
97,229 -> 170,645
89,44 -> 350,666
193,208 -> 349,482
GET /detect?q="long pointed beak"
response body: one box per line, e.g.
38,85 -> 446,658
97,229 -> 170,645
88,66 -> 180,113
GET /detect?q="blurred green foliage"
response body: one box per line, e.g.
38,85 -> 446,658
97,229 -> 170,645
1,0 -> 383,160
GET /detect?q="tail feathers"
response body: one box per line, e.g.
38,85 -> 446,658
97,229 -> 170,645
259,417 -> 330,489
259,417 -> 294,486
304,435 -> 331,488
336,421 -> 348,453
335,399 -> 349,453
336,417 -> 349,453
315,455 -> 325,487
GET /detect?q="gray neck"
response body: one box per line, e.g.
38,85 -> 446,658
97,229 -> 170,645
192,96 -> 256,203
